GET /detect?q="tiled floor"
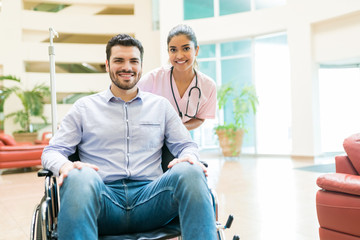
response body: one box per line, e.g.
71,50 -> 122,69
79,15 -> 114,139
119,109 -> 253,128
0,150 -> 333,240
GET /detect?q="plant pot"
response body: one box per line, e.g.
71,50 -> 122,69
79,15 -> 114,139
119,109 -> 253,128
216,129 -> 245,157
13,132 -> 38,143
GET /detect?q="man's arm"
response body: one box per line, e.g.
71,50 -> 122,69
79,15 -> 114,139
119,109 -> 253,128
41,103 -> 84,177
163,101 -> 207,175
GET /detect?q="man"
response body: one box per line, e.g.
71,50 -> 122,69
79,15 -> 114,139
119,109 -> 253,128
42,34 -> 217,240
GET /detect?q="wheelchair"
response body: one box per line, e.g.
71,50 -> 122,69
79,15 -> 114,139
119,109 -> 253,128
30,147 -> 240,240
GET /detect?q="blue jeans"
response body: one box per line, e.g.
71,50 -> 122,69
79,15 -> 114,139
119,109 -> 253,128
58,162 -> 217,240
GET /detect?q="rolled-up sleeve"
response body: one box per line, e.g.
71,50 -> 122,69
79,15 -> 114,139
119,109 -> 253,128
41,103 -> 82,176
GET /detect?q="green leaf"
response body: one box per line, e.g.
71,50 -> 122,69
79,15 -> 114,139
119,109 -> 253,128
4,82 -> 50,133
214,83 -> 259,131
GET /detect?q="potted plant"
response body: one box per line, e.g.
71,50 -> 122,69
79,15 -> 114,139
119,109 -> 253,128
0,75 -> 21,132
5,83 -> 50,142
214,82 -> 259,157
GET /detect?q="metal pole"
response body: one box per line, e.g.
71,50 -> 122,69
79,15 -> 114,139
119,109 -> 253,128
48,27 -> 58,134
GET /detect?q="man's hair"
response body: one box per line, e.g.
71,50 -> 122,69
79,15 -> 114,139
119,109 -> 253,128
106,34 -> 144,63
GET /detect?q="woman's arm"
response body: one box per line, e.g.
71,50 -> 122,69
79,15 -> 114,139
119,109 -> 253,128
184,118 -> 205,131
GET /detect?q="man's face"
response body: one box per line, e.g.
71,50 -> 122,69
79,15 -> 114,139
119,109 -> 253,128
106,45 -> 142,91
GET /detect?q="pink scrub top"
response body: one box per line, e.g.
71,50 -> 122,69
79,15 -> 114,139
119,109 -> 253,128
138,65 -> 217,123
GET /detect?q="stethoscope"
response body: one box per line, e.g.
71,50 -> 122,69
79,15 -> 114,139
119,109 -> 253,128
170,66 -> 201,119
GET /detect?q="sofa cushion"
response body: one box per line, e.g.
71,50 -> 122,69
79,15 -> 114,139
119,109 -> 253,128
317,173 -> 360,196
0,134 -> 17,146
343,133 -> 360,174
0,133 -> 18,146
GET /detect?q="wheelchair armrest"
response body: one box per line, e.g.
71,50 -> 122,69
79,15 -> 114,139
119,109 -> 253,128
200,161 -> 208,168
37,150 -> 77,177
38,169 -> 53,177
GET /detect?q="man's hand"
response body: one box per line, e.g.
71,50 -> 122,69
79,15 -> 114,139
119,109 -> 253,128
168,156 -> 208,177
58,161 -> 99,186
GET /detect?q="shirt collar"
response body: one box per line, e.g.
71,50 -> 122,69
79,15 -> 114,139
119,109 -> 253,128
104,86 -> 144,103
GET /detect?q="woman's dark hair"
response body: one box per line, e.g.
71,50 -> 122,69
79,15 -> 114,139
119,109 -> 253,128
167,24 -> 198,48
106,34 -> 144,63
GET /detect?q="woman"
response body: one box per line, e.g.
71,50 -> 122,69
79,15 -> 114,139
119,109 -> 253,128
138,24 -> 217,131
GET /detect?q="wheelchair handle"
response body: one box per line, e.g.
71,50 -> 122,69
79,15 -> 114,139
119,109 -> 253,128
233,235 -> 240,240
225,214 -> 234,229
38,169 -> 53,177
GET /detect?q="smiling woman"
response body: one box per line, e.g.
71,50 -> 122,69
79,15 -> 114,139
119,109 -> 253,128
138,24 -> 217,132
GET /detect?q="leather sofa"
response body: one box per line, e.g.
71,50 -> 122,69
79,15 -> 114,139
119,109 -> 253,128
0,133 -> 47,169
316,133 -> 360,240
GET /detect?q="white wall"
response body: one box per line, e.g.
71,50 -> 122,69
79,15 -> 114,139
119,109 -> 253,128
313,11 -> 360,65
0,0 -> 160,135
159,0 -> 360,156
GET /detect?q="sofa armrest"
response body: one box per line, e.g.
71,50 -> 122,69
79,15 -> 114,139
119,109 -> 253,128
336,155 -> 359,175
317,173 -> 360,196
0,145 -> 46,151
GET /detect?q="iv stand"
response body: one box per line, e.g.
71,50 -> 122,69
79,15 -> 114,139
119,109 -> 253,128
48,27 -> 58,135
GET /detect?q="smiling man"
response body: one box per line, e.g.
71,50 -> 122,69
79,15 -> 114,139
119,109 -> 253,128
41,34 -> 217,240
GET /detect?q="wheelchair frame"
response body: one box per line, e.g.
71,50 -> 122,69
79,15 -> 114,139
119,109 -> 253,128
30,168 -> 238,240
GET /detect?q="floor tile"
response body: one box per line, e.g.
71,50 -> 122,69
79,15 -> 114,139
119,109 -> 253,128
0,152 -> 324,240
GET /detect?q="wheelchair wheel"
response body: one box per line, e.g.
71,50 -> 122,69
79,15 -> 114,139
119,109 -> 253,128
30,198 -> 44,240
36,204 -> 43,240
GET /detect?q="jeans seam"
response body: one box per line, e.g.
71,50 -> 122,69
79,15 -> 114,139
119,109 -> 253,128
100,191 -> 126,210
129,186 -> 174,210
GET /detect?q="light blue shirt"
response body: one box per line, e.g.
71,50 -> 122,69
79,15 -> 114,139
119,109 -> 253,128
41,87 -> 199,183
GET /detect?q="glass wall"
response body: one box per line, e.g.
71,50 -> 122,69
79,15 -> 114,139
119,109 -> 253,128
194,44 -> 218,148
195,32 -> 291,154
184,0 -> 214,20
220,40 -> 254,153
319,66 -> 360,153
220,0 -> 250,15
184,0 -> 286,19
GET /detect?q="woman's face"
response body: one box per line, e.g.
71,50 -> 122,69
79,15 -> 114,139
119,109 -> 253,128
168,34 -> 199,72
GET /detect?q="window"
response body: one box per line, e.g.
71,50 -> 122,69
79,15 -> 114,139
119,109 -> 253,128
184,0 -> 286,19
195,44 -> 218,149
184,0 -> 214,20
195,33 -> 291,155
220,0 -> 250,16
24,62 -> 106,73
197,44 -> 217,81
23,3 -> 70,12
319,66 -> 360,153
152,0 -> 160,30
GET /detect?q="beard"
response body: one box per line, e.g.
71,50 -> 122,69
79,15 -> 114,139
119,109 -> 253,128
109,69 -> 142,90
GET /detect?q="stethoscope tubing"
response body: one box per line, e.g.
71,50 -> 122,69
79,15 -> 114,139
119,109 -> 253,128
170,66 -> 201,119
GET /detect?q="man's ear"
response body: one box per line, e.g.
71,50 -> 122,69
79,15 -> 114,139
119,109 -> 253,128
105,60 -> 109,72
